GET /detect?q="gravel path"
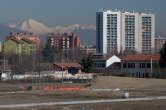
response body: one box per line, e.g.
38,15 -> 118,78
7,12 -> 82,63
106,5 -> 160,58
0,96 -> 166,108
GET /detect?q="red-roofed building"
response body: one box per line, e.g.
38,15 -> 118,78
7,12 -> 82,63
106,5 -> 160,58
4,34 -> 38,55
6,32 -> 40,47
93,54 -> 121,73
121,54 -> 160,78
53,63 -> 81,74
121,54 -> 160,62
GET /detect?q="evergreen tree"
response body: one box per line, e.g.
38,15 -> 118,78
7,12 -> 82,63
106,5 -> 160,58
81,56 -> 94,73
159,42 -> 166,68
42,44 -> 56,63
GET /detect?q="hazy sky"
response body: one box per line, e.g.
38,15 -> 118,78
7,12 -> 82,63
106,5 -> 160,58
0,0 -> 166,33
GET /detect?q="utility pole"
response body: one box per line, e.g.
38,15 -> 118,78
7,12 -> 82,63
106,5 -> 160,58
151,57 -> 153,73
61,49 -> 64,83
3,54 -> 5,73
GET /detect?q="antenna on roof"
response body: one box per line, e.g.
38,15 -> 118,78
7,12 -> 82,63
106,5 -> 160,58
132,10 -> 135,13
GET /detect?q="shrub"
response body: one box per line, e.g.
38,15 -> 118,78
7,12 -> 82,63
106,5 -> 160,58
116,72 -> 129,77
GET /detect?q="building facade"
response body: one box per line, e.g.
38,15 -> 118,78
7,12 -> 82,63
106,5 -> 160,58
94,54 -> 121,68
21,38 -> 36,55
4,38 -> 36,55
96,10 -> 155,54
80,47 -> 96,55
53,63 -> 81,75
121,54 -> 160,78
4,38 -> 23,55
93,54 -> 121,74
155,36 -> 166,52
47,33 -> 80,50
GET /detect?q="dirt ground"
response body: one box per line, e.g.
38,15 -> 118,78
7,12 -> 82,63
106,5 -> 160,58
90,76 -> 166,90
0,89 -> 165,105
1,100 -> 166,110
1,76 -> 166,92
0,81 -> 87,92
0,76 -> 166,109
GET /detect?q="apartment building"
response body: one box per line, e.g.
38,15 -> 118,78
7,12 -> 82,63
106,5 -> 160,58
96,10 -> 155,54
4,32 -> 39,55
4,38 -> 36,55
155,36 -> 166,52
6,32 -> 40,47
47,33 -> 80,49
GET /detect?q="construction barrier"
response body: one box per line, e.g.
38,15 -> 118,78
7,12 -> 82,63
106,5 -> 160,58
43,86 -> 55,90
19,86 -> 84,91
20,87 -> 25,91
57,87 -> 84,90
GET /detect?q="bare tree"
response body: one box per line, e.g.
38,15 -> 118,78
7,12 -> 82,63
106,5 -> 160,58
8,54 -> 34,75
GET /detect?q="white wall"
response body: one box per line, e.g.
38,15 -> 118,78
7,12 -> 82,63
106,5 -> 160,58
106,55 -> 121,67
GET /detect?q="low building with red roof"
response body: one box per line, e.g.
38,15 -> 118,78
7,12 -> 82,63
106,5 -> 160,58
93,54 -> 121,74
121,54 -> 160,62
121,54 -> 160,78
94,54 -> 121,68
53,63 -> 81,75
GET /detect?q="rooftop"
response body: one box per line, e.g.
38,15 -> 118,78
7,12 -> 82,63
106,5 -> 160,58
102,54 -> 114,61
22,38 -> 36,44
93,54 -> 116,61
53,63 -> 81,68
98,9 -> 154,15
9,38 -> 24,44
121,54 -> 160,62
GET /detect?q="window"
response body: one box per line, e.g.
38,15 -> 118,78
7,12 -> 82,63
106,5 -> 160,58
128,63 -> 131,68
107,14 -> 111,16
30,45 -> 35,49
140,63 -> 146,68
30,50 -> 33,56
22,44 -> 26,54
16,47 -> 18,53
139,64 -> 142,68
123,63 -> 126,68
95,62 -> 105,68
147,63 -> 151,68
131,63 -> 135,68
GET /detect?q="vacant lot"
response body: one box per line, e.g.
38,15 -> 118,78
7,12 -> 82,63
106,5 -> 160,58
90,76 -> 166,90
0,76 -> 165,109
0,81 -> 87,92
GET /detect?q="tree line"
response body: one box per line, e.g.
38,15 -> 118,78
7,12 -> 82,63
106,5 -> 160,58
0,44 -> 94,75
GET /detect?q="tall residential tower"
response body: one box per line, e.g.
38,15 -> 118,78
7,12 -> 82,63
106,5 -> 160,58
96,10 -> 155,54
